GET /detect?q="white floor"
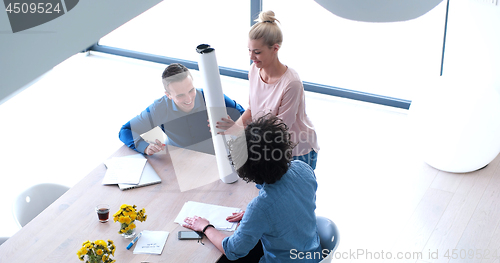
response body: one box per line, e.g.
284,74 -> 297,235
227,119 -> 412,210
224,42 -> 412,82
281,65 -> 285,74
2,52 -> 498,263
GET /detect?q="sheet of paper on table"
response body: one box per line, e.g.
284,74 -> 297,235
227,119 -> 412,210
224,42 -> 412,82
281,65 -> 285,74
114,154 -> 162,190
133,230 -> 169,255
174,201 -> 241,231
102,155 -> 146,185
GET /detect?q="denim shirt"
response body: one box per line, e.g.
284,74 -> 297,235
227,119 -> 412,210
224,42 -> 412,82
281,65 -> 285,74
222,160 -> 322,262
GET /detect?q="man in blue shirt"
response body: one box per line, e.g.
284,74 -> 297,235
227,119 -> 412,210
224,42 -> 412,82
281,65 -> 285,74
119,63 -> 245,155
183,114 -> 322,263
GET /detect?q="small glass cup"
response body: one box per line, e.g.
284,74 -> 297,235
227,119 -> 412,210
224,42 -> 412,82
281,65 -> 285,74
96,204 -> 110,223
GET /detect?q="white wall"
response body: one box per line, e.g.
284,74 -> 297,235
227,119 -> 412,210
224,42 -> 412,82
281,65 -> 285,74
0,0 -> 163,105
443,0 -> 500,88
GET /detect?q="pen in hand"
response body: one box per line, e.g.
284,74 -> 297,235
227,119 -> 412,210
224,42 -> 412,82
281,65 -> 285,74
146,140 -> 166,147
126,231 -> 142,250
145,139 -> 166,155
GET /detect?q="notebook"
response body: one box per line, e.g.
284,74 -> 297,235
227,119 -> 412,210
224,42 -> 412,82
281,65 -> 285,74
104,154 -> 162,190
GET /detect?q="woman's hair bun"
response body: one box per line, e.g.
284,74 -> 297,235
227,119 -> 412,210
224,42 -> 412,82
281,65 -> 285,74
249,10 -> 283,47
258,10 -> 278,24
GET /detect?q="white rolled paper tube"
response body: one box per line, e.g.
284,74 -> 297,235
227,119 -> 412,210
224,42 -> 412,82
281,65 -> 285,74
197,44 -> 238,183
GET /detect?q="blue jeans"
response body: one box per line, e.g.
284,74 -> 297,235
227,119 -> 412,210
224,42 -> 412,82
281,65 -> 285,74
293,149 -> 318,170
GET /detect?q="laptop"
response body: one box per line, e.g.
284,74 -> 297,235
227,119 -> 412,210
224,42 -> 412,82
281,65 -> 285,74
104,153 -> 162,190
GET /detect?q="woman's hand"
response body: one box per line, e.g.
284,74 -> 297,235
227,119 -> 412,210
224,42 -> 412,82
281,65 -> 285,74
183,216 -> 210,232
218,115 -> 245,136
185,216 -> 227,254
226,211 -> 245,222
208,115 -> 243,135
216,115 -> 236,133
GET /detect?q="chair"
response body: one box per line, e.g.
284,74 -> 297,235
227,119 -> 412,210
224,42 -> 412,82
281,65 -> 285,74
0,236 -> 8,246
13,183 -> 70,228
317,216 -> 340,263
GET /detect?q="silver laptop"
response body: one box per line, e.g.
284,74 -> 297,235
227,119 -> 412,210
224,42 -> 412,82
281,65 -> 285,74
104,153 -> 162,190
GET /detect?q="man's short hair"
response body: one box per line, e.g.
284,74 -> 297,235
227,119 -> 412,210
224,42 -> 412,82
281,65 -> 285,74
162,63 -> 192,93
229,114 -> 295,185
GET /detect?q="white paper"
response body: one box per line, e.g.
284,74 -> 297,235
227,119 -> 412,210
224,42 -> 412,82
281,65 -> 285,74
197,46 -> 239,184
174,201 -> 241,231
133,230 -> 169,255
110,154 -> 162,190
102,156 -> 146,185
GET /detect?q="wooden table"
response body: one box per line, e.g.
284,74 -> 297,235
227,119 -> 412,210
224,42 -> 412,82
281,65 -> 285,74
0,145 -> 258,262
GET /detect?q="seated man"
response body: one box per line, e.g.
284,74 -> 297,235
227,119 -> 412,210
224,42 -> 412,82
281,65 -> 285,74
119,63 -> 245,155
183,114 -> 322,263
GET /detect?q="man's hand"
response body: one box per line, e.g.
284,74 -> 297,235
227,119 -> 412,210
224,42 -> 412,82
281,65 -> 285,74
183,216 -> 210,232
144,139 -> 165,155
226,211 -> 245,222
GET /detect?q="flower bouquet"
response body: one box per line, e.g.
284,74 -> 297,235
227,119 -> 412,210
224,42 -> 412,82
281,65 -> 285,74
77,239 -> 116,263
113,204 -> 147,238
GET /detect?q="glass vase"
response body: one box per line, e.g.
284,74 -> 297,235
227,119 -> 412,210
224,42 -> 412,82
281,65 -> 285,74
120,220 -> 137,238
121,227 -> 136,238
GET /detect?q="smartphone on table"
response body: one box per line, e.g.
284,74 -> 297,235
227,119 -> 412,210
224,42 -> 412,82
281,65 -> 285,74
178,231 -> 202,240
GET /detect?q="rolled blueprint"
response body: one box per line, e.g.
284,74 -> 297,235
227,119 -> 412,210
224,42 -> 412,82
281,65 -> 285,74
196,44 -> 239,184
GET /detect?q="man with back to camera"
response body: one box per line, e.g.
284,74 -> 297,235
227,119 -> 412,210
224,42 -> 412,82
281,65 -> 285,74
183,114 -> 322,262
119,63 -> 245,155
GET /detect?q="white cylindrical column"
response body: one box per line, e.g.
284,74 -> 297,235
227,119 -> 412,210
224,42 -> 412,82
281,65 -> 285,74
197,44 -> 238,183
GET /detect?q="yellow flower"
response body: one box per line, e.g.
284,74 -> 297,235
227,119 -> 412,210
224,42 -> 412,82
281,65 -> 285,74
83,241 -> 93,250
78,239 -> 115,263
115,204 -> 147,233
95,240 -> 106,247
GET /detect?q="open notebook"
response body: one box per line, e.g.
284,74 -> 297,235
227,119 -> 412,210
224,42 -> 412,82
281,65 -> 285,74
104,154 -> 162,190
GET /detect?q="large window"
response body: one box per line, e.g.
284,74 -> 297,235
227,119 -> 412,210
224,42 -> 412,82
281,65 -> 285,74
262,0 -> 447,100
99,0 -> 250,71
99,0 -> 448,104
